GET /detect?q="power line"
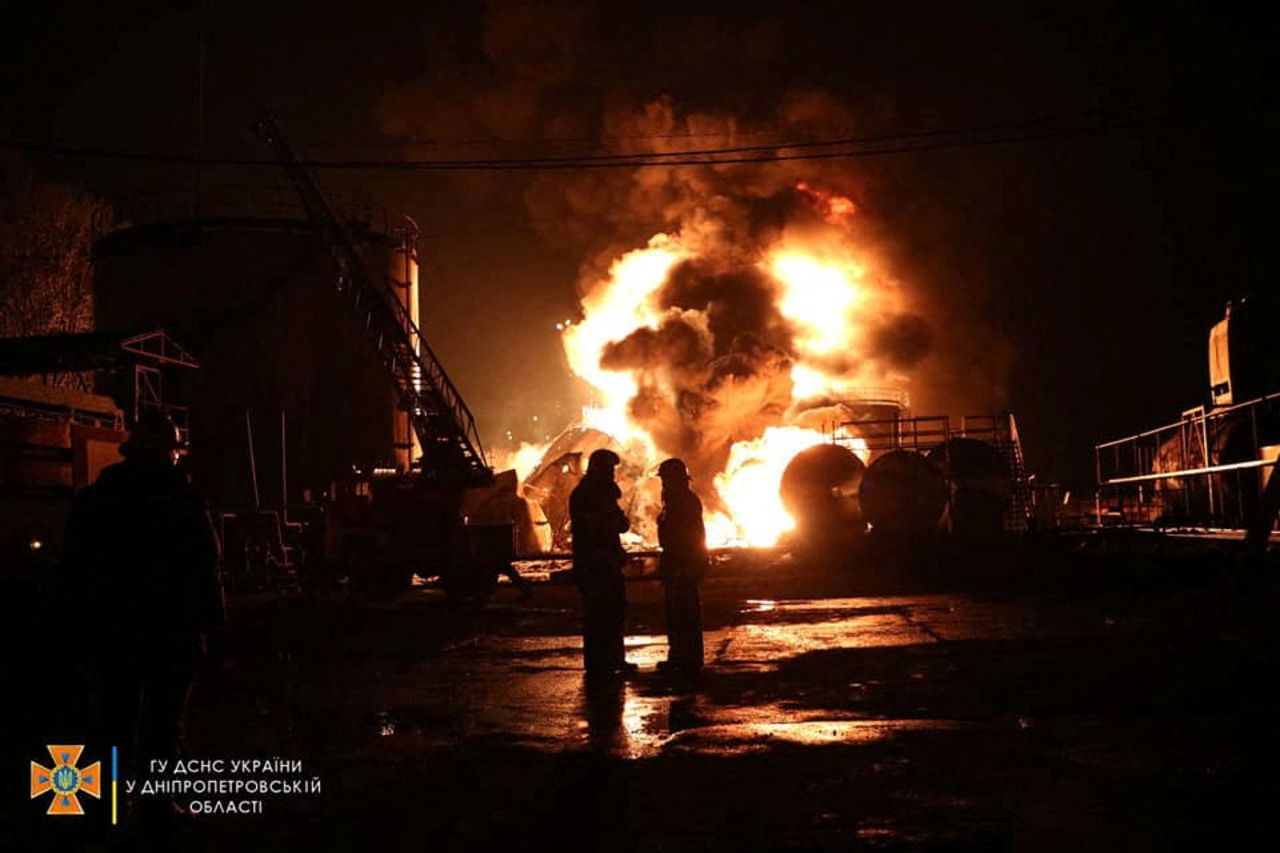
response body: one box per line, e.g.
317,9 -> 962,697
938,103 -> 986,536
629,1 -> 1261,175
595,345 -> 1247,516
1,108 -> 1162,172
298,106 -> 1136,152
302,128 -> 804,148
307,108 -> 1151,166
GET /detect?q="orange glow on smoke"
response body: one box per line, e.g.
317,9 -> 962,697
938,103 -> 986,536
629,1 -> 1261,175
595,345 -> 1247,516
562,236 -> 684,460
534,183 -> 907,548
796,182 -> 858,223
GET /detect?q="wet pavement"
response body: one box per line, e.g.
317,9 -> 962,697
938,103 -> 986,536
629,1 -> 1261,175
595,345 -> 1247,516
5,541 -> 1276,849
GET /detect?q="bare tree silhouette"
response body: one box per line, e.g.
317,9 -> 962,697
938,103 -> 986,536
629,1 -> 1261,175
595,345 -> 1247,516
0,156 -> 114,389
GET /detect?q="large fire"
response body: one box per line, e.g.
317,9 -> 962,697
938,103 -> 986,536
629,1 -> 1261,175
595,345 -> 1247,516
506,182 -> 920,548
706,425 -> 831,547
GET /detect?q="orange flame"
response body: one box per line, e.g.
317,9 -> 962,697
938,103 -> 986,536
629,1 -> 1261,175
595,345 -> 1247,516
546,184 -> 907,548
708,426 -> 830,546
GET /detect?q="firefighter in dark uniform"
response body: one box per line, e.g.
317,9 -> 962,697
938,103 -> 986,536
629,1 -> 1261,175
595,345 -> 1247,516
656,458 -> 707,673
65,411 -> 223,793
569,448 -> 637,678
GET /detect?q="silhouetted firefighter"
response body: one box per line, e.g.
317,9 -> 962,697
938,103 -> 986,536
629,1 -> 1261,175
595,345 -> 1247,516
65,411 -> 223,810
656,458 -> 707,674
569,449 -> 637,678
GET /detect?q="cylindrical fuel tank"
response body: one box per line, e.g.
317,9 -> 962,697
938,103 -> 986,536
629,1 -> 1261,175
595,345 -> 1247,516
859,450 -> 947,534
780,443 -> 866,541
389,218 -> 421,470
93,218 -> 400,509
928,438 -> 1011,537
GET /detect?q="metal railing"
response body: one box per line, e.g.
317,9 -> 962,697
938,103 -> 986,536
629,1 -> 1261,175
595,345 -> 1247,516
1094,392 -> 1280,529
833,414 -> 950,453
831,412 -> 1032,532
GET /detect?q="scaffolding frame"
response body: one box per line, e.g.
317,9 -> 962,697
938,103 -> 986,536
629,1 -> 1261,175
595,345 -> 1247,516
0,329 -> 198,434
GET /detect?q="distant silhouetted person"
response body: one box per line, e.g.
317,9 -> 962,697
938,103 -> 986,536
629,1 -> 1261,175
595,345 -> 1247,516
569,448 -> 636,678
656,458 -> 707,674
65,411 -> 222,794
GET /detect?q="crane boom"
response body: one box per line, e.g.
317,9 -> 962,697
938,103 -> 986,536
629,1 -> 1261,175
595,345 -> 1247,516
257,116 -> 491,484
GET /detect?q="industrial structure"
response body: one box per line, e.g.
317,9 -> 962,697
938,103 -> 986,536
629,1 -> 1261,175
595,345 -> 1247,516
93,217 -> 421,511
513,379 -> 1033,558
829,411 -> 1031,539
1095,296 -> 1280,532
2,116 -> 520,592
247,117 -> 506,595
0,330 -> 197,573
1,116 -> 1053,590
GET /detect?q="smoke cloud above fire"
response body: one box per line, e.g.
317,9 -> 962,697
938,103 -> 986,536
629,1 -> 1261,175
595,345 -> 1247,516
375,4 -> 1011,405
549,172 -> 933,542
375,2 -> 1015,543
583,195 -> 935,486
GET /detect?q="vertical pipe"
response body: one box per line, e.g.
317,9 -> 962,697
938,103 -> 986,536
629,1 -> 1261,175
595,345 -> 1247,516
132,365 -> 141,423
406,225 -> 420,467
1094,444 -> 1103,526
1250,402 -> 1265,521
245,410 -> 260,510
280,408 -> 288,520
389,216 -> 421,471
1234,467 -> 1241,529
942,417 -> 953,535
1201,411 -> 1215,519
1180,420 -> 1191,517
1251,403 -> 1260,497
194,0 -> 207,220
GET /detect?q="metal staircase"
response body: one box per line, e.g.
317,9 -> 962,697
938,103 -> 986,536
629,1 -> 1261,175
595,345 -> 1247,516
1001,415 -> 1031,531
257,116 -> 491,485
959,414 -> 1032,531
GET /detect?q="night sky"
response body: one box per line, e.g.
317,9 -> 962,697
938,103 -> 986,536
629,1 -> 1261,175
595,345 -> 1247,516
2,1 -> 1273,485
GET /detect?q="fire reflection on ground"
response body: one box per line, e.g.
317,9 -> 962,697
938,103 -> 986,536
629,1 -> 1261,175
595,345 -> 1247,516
330,591 -> 983,759
173,555 -> 1271,847
663,718 -> 975,755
